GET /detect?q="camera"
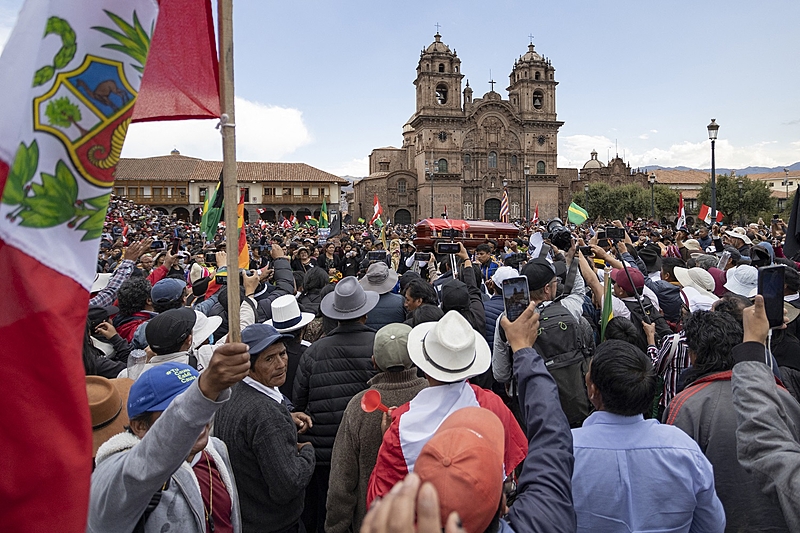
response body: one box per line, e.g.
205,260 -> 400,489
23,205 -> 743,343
545,219 -> 573,250
605,226 -> 625,240
204,252 -> 217,265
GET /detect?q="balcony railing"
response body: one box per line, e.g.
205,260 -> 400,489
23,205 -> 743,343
260,195 -> 330,205
123,193 -> 186,205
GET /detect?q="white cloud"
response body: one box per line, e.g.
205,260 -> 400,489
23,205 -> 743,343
324,157 -> 369,177
559,134 -> 800,169
638,134 -> 649,140
121,97 -> 312,161
651,129 -> 658,134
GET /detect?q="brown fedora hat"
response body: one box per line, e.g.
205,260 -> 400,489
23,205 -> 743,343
87,376 -> 134,456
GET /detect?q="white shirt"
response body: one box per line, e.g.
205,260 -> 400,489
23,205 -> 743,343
681,286 -> 718,312
243,376 -> 283,404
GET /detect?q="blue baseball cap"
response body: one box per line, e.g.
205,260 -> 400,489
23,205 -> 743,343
151,278 -> 186,305
241,323 -> 293,356
127,363 -> 199,418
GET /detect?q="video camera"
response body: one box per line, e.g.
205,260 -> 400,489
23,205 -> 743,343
544,218 -> 573,250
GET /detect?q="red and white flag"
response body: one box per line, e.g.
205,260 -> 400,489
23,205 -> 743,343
677,193 -> 686,229
698,204 -> 725,224
0,1 -> 218,531
532,202 -> 539,225
370,193 -> 383,224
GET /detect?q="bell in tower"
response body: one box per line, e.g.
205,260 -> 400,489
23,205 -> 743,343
412,32 -> 464,116
507,41 -> 558,120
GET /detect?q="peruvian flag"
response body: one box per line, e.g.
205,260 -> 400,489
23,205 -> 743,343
0,1 -> 219,531
698,204 -> 725,224
532,202 -> 539,225
282,216 -> 292,229
677,193 -> 687,229
370,193 -> 383,224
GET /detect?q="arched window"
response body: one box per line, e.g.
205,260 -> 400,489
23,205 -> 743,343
536,161 -> 546,174
437,158 -> 448,173
397,179 -> 407,194
464,153 -> 471,166
511,155 -> 518,167
488,151 -> 497,168
533,90 -> 544,109
435,84 -> 448,105
438,63 -> 445,73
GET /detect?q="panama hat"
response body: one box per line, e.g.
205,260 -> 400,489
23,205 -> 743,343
267,294 -> 315,333
407,311 -> 491,383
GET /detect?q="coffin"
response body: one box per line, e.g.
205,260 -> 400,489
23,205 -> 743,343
413,218 -> 521,252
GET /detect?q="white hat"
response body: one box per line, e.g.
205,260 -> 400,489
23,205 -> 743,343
725,228 -> 752,245
724,265 -> 759,297
267,294 -> 315,333
407,311 -> 491,383
674,267 -> 718,300
683,239 -> 703,252
491,266 -> 518,286
92,273 -> 112,293
192,311 -> 222,349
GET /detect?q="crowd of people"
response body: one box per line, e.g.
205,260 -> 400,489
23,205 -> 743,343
84,194 -> 800,533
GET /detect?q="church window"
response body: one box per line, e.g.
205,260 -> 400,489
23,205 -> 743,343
511,155 -> 518,167
379,161 -> 389,171
524,71 -> 528,78
397,179 -> 407,193
536,161 -> 546,174
435,83 -> 448,105
535,71 -> 540,80
464,153 -> 471,166
488,151 -> 497,168
455,65 -> 458,73
437,159 -> 448,173
438,63 -> 445,72
533,90 -> 544,109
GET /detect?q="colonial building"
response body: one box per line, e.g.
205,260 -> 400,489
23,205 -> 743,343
115,150 -> 348,222
353,34 -> 564,223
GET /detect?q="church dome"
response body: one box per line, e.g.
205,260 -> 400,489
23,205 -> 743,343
425,33 -> 452,54
583,150 -> 605,169
520,43 -> 542,62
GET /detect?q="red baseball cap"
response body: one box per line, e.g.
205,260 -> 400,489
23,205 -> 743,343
610,267 -> 645,295
414,408 -> 505,533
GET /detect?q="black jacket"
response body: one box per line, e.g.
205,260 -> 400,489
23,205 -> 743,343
292,322 -> 377,465
364,292 -> 406,332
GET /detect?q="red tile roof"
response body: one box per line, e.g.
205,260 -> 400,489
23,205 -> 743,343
651,168 -> 709,185
116,154 -> 347,184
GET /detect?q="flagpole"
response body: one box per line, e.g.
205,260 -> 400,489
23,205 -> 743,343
218,0 -> 241,342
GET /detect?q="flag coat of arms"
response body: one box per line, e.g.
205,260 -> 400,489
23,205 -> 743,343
0,1 -> 219,530
698,203 -> 724,224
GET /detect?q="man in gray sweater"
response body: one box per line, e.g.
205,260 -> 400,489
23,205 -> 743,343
325,323 -> 428,533
214,323 -> 316,533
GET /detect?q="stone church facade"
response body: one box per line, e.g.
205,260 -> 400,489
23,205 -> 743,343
353,33 -> 564,224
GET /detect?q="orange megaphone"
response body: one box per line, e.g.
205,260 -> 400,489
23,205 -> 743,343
360,389 -> 389,413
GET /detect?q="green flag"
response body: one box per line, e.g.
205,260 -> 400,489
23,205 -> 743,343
373,216 -> 384,228
200,173 -> 224,240
600,270 -> 614,342
357,217 -> 366,224
320,198 -> 329,228
567,202 -> 588,225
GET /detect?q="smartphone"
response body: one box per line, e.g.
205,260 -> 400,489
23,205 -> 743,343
441,228 -> 458,238
436,242 -> 461,254
204,252 -> 217,265
758,265 -> 785,329
579,246 -> 594,257
367,250 -> 388,262
716,250 -> 730,271
414,252 -> 430,261
170,237 -> 181,255
150,240 -> 165,250
713,238 -> 724,252
605,226 -> 625,240
502,276 -> 530,322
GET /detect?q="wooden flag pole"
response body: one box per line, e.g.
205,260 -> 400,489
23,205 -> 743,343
218,0 -> 241,342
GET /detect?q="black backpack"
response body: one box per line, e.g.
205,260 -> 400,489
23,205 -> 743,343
532,301 -> 592,428
623,295 -> 672,347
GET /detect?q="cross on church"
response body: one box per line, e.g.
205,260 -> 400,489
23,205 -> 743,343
488,71 -> 496,92
528,33 -> 535,43
435,22 -> 441,33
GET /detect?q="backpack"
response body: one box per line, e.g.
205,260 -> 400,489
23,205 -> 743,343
623,295 -> 672,347
532,301 -> 592,428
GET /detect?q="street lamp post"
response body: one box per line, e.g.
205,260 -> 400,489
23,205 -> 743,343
584,183 -> 590,215
648,173 -> 657,219
737,178 -> 743,226
784,168 -> 790,212
524,164 -> 530,222
707,119 -> 720,221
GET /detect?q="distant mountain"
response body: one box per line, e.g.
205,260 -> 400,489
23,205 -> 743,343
642,163 -> 800,175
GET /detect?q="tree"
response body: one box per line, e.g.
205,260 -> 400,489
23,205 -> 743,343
697,173 -> 773,225
45,96 -> 88,136
572,182 -> 677,220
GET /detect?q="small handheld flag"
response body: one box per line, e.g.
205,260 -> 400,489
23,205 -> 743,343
568,202 -> 589,225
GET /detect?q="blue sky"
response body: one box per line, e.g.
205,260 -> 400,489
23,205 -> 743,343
2,0 -> 799,176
